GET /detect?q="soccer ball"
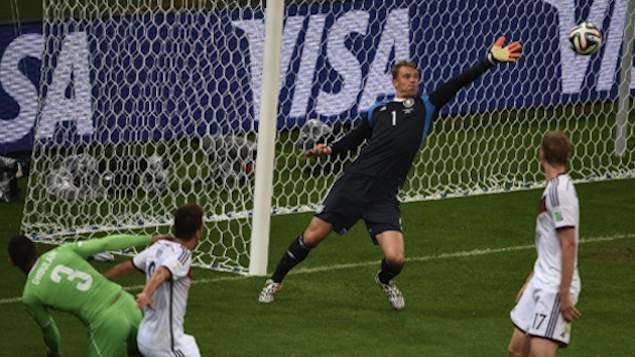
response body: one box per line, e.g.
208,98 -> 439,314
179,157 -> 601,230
569,22 -> 602,55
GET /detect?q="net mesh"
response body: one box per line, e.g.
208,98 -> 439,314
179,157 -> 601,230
22,0 -> 635,273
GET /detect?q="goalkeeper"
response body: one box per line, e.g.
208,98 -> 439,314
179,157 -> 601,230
8,233 -> 166,356
259,36 -> 522,309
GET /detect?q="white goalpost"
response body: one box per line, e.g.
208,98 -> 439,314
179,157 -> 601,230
249,0 -> 285,276
22,0 -> 635,274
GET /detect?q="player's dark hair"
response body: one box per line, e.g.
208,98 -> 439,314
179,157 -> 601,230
8,235 -> 37,272
392,60 -> 419,80
173,204 -> 204,240
541,131 -> 571,166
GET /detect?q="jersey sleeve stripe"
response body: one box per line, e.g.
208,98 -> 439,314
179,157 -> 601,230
552,177 -> 560,206
548,186 -> 555,207
177,249 -> 188,262
178,251 -> 191,265
548,178 -> 559,207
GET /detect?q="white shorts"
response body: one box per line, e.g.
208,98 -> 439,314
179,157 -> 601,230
510,279 -> 579,346
138,334 -> 201,357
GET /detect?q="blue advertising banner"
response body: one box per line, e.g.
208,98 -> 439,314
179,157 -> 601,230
0,0 -> 632,153
0,23 -> 42,153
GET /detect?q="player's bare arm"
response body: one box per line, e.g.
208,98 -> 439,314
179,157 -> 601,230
558,227 -> 581,322
103,260 -> 136,280
103,233 -> 173,280
137,266 -> 171,310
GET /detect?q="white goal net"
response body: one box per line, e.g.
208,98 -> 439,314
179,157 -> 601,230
22,0 -> 635,273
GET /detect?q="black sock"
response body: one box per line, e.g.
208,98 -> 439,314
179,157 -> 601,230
377,258 -> 403,284
271,235 -> 311,283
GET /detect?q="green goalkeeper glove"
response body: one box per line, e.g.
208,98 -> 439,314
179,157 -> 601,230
488,36 -> 522,64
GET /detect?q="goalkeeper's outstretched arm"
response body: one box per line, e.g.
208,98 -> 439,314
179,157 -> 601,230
305,117 -> 373,157
429,36 -> 522,109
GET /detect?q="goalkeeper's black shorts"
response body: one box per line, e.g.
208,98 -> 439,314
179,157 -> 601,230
315,173 -> 402,243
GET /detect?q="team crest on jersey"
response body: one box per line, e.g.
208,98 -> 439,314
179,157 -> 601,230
403,98 -> 415,108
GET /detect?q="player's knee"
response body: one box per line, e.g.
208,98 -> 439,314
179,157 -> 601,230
301,230 -> 323,248
302,220 -> 331,247
529,347 -> 555,357
385,254 -> 405,268
507,340 -> 526,357
529,350 -> 549,357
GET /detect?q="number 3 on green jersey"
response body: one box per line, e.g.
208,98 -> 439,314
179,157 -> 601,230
50,265 -> 93,291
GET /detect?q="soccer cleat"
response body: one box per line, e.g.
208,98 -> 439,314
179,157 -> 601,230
375,274 -> 405,310
258,279 -> 282,303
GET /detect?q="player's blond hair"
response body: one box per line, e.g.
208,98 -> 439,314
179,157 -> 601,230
541,131 -> 571,166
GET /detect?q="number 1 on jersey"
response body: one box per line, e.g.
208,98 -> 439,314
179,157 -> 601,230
391,110 -> 397,126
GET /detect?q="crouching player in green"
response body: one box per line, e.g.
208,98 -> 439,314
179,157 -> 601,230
8,233 -> 164,356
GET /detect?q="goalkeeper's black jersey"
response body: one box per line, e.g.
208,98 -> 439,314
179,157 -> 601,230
330,58 -> 493,185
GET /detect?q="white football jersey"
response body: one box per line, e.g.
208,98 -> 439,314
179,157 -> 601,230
133,240 -> 192,351
533,174 -> 581,293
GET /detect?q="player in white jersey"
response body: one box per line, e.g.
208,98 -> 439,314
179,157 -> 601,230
508,132 -> 582,357
105,204 -> 204,357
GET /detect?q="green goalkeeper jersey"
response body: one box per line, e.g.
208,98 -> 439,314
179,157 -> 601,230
21,234 -> 151,354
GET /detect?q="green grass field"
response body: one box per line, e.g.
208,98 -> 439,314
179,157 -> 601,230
1,177 -> 634,356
